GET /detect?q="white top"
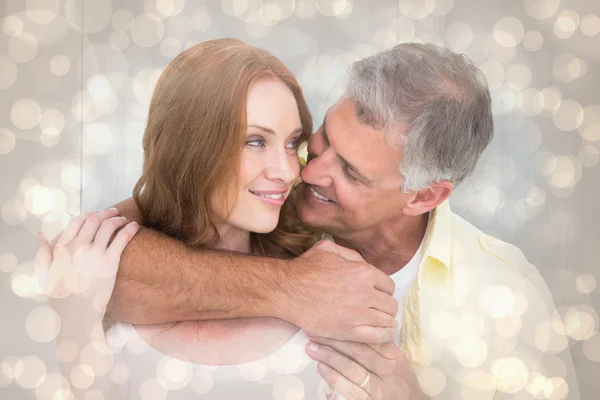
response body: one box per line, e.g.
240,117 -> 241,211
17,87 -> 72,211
104,241 -> 422,399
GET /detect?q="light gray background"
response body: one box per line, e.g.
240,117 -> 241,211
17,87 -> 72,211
1,0 -> 599,398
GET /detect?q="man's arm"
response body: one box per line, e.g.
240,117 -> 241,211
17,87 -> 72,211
107,198 -> 400,343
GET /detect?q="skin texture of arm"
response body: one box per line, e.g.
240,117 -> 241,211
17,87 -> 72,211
107,198 -> 399,343
106,197 -> 289,324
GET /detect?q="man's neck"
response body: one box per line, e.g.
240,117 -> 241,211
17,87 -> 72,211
332,213 -> 429,276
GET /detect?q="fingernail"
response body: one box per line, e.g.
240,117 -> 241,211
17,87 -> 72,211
109,207 -> 118,212
307,343 -> 319,353
131,221 -> 138,227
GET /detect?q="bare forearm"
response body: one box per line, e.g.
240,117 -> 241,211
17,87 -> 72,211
106,200 -> 290,324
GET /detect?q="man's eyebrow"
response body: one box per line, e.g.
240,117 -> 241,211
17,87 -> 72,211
321,115 -> 330,147
322,114 -> 372,186
247,125 -> 303,136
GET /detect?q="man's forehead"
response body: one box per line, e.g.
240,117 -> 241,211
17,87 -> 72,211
323,100 -> 403,178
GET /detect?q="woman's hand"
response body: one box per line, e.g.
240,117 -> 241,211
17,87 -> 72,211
35,208 -> 139,395
37,208 -> 139,317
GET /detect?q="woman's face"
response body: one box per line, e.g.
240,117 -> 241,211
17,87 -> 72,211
215,78 -> 303,234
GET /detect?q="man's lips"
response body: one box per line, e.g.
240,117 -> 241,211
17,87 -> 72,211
308,186 -> 336,204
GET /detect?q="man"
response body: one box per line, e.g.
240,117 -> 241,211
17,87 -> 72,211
109,43 -> 579,399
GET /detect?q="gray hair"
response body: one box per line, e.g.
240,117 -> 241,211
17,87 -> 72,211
346,43 -> 494,191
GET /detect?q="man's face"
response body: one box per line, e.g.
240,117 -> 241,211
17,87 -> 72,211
297,98 -> 413,236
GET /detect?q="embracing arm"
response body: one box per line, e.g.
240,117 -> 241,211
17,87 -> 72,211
107,198 -> 400,344
107,197 -> 287,324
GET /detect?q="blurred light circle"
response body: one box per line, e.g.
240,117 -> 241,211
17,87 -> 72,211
3,15 -> 23,37
522,30 -> 543,51
581,124 -> 600,142
295,0 -> 318,20
140,378 -> 167,400
26,0 -> 60,25
14,356 -> 46,388
0,252 -> 18,273
0,56 -> 18,90
41,128 -> 61,148
554,10 -> 580,39
50,55 -> 70,76
493,84 -> 523,115
553,53 -> 578,82
578,145 -> 599,168
506,64 -> 531,89
8,32 -> 38,63
109,30 -> 130,51
259,3 -> 283,26
156,0 -> 186,17
2,199 -> 27,225
11,98 -> 42,130
160,37 -> 182,58
398,0 -> 432,20
576,273 -> 596,294
484,35 -> 516,63
39,109 -> 65,131
316,0 -> 353,18
65,0 -> 113,34
427,0 -> 453,16
445,22 -> 473,51
34,373 -> 71,400
478,61 -> 504,89
493,16 -> 524,47
583,333 -> 600,362
520,88 -> 544,116
131,13 -> 164,48
552,99 -> 584,131
0,129 -> 16,155
26,306 -> 60,343
112,9 -> 134,30
524,0 -> 560,20
581,14 -> 600,36
541,87 -> 562,112
133,68 -> 162,104
264,0 -> 295,20
191,10 -> 212,31
24,184 -> 56,215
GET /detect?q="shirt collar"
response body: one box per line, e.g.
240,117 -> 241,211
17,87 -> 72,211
418,200 -> 452,288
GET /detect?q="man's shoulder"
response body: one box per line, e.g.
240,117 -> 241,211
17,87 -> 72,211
449,211 -> 539,278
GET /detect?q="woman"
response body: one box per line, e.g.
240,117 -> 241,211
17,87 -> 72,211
40,38 -> 329,399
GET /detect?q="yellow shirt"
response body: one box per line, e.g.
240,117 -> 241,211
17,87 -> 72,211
400,200 -> 580,399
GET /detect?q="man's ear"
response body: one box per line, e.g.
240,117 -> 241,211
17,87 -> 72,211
401,181 -> 453,217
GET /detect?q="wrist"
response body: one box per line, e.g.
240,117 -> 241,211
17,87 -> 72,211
267,257 -> 300,325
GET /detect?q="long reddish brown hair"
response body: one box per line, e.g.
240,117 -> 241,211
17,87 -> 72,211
133,39 -> 316,258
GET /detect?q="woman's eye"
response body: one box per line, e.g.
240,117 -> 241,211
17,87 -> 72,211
286,138 -> 300,149
246,139 -> 265,147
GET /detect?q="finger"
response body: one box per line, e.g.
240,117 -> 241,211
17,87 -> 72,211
373,271 -> 395,296
364,309 -> 398,333
57,216 -> 87,245
77,208 -> 120,243
307,342 -> 380,395
105,221 -> 139,262
35,231 -> 52,269
93,216 -> 129,250
317,363 -> 369,400
346,325 -> 399,344
371,290 -> 399,318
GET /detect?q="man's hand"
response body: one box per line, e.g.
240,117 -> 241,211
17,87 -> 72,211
281,240 -> 399,344
306,336 -> 427,400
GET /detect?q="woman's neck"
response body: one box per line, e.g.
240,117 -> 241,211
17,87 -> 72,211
214,223 -> 251,254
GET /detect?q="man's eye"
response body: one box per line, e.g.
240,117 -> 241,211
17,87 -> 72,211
247,139 -> 265,147
343,166 -> 358,181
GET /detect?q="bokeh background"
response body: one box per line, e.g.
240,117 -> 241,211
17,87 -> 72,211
1,0 -> 599,398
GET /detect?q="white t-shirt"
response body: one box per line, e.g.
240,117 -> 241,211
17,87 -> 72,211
390,239 -> 423,344
104,240 -> 422,399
